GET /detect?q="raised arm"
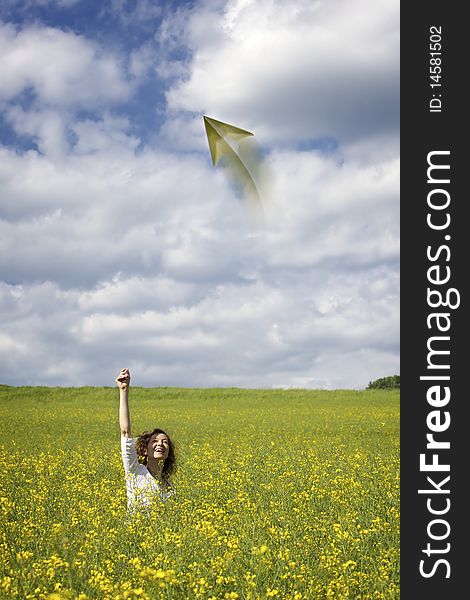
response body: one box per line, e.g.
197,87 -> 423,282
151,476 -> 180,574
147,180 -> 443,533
116,368 -> 132,438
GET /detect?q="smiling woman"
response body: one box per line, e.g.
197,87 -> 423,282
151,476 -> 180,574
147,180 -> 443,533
116,368 -> 176,511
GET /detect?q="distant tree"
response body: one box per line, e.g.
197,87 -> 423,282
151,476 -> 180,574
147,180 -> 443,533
367,375 -> 400,390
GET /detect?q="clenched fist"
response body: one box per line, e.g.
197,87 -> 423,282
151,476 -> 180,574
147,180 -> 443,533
115,368 -> 131,390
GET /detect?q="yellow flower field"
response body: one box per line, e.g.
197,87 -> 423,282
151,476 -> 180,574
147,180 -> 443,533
0,386 -> 399,599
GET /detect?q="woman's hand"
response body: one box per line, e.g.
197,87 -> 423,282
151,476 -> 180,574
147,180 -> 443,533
117,368 -> 132,437
115,368 -> 131,391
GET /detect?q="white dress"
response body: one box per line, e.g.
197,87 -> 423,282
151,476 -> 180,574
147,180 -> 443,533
121,436 -> 174,511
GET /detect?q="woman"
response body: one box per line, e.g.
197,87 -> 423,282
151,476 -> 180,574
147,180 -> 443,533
116,368 -> 176,511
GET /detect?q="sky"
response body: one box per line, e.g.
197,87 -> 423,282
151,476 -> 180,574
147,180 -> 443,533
0,0 -> 399,389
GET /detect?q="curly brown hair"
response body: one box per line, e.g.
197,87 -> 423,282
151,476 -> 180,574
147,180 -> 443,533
135,428 -> 176,482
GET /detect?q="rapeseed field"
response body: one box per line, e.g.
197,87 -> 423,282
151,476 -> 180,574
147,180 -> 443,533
0,385 -> 399,599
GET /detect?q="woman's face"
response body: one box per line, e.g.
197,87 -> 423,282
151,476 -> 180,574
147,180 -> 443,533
147,432 -> 170,461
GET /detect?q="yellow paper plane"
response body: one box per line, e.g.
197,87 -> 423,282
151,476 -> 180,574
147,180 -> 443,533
203,115 -> 264,220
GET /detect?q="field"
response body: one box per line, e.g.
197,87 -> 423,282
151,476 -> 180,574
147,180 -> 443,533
0,385 -> 399,600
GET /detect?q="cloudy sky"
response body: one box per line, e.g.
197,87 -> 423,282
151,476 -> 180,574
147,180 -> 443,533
0,0 -> 399,389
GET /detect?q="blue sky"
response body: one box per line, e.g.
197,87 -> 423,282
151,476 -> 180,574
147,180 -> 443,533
0,0 -> 399,388
0,0 -> 192,150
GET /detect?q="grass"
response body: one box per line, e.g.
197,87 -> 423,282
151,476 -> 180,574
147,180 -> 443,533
0,385 -> 399,599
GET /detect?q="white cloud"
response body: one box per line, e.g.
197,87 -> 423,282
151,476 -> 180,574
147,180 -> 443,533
0,263 -> 398,388
0,22 -> 132,107
6,105 -> 69,156
71,113 -> 140,154
0,0 -> 399,389
77,276 -> 202,313
163,0 -> 399,154
0,139 -> 398,388
106,0 -> 163,27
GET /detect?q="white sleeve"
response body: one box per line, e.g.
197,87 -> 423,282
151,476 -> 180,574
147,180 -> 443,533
121,436 -> 140,474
